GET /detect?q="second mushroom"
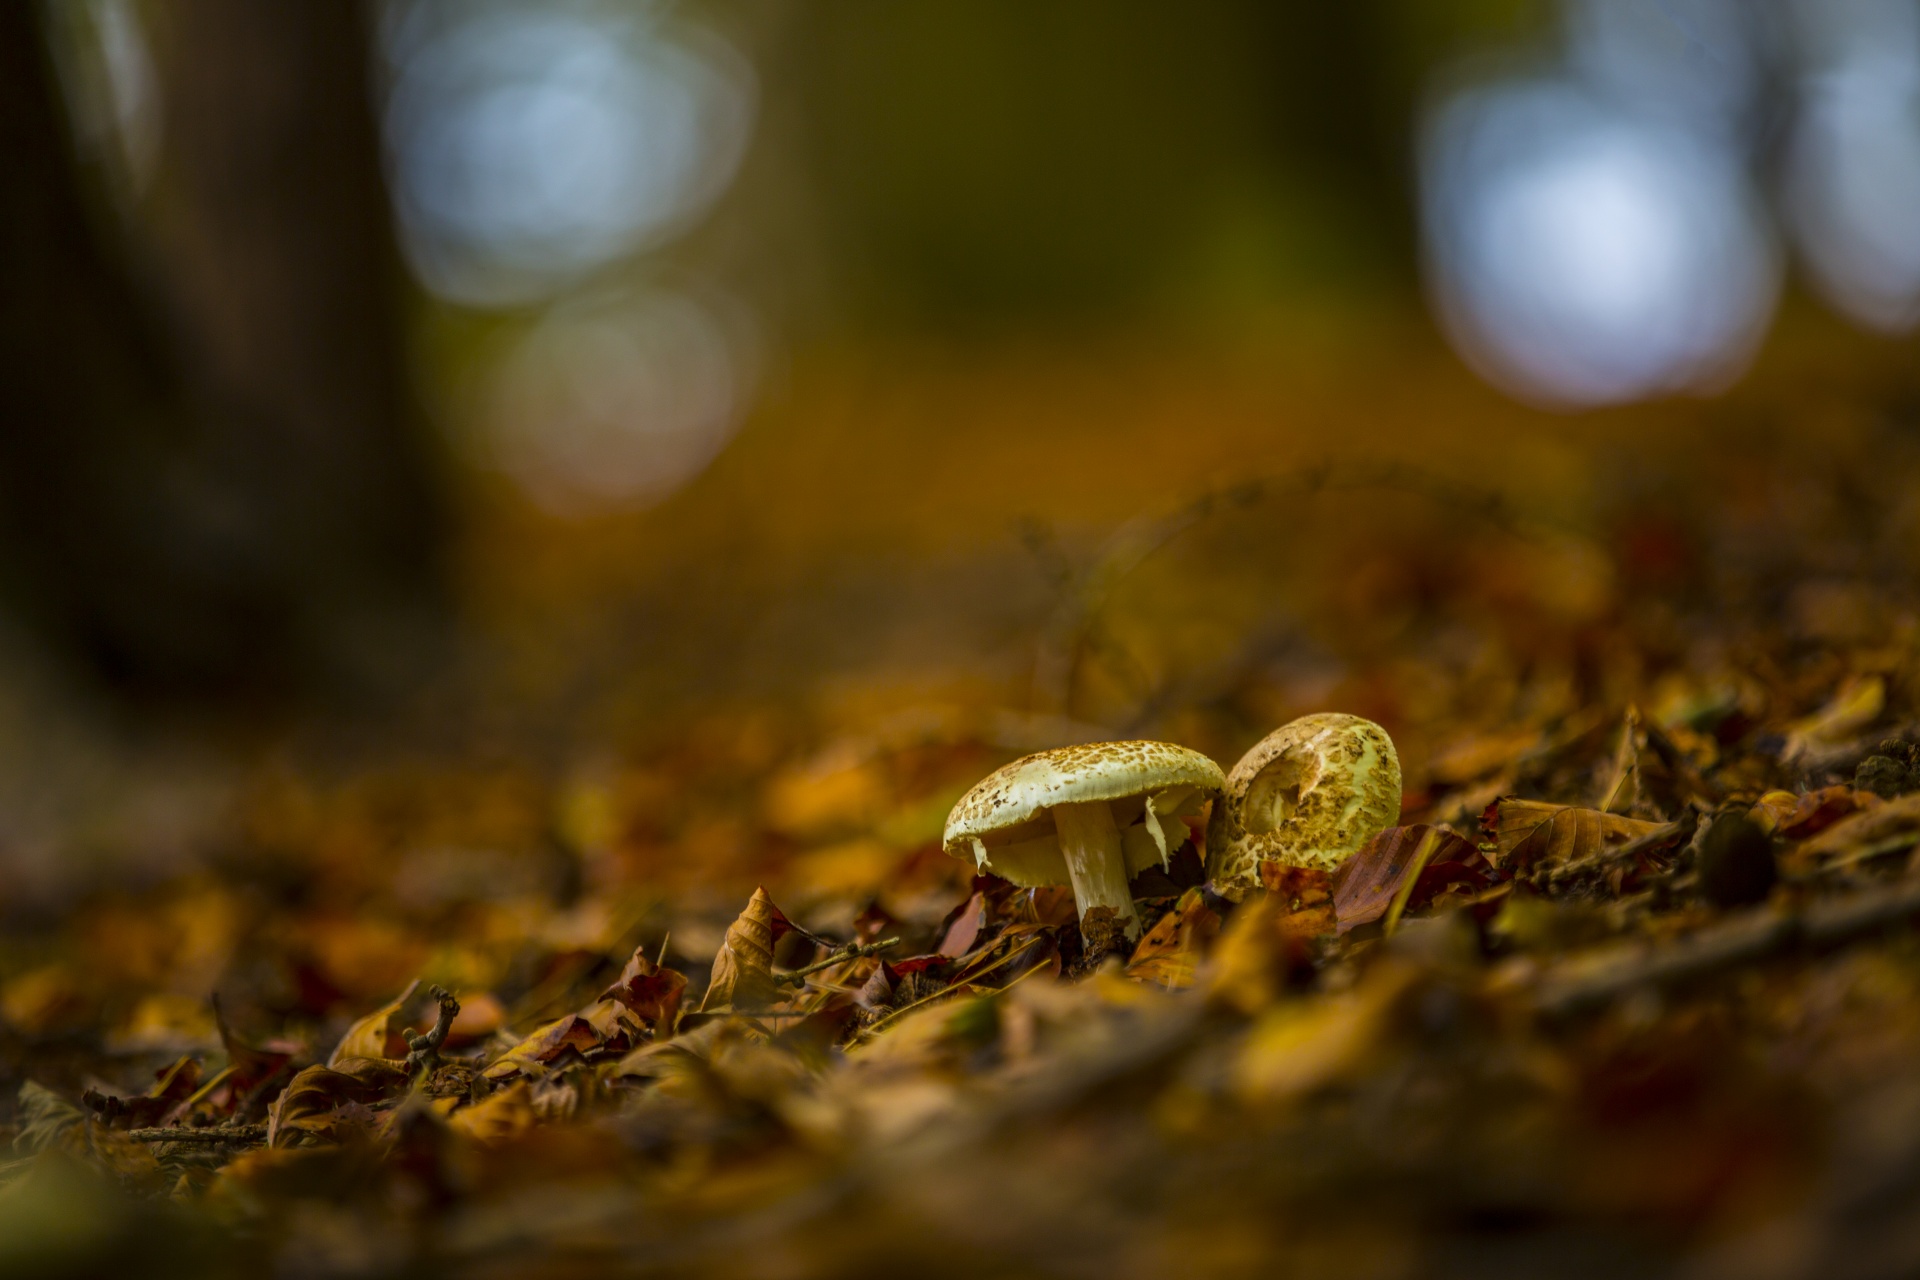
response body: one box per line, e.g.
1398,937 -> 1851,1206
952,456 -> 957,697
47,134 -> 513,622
1207,712 -> 1402,900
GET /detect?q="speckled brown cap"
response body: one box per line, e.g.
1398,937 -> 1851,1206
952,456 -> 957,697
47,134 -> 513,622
1207,713 -> 1402,899
943,740 -> 1224,872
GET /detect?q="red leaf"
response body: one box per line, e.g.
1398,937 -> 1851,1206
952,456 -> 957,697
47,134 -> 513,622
936,891 -> 990,958
598,947 -> 687,1035
1331,825 -> 1484,933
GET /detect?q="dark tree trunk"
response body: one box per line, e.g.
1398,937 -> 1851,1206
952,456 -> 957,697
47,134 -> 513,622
0,1 -> 442,700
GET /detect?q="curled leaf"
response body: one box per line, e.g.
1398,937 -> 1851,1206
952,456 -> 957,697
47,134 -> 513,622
481,1014 -> 606,1083
599,948 -> 687,1035
329,981 -> 419,1065
266,1059 -> 410,1147
697,887 -> 804,1014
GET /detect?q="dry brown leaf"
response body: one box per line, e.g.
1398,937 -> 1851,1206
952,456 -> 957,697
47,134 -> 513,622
1795,791 -> 1920,864
1596,706 -> 1644,814
1206,892 -> 1323,1015
697,887 -> 808,1014
598,947 -> 687,1035
1777,787 -> 1882,840
935,890 -> 990,957
447,1081 -> 537,1144
1485,799 -> 1663,869
328,980 -> 418,1065
1259,863 -> 1339,939
83,1054 -> 202,1129
1330,825 -> 1485,933
1785,674 -> 1886,756
266,1059 -> 410,1147
1125,886 -> 1222,990
481,1013 -> 606,1083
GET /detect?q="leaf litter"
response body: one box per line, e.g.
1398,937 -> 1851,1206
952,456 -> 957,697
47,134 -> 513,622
11,403 -> 1920,1276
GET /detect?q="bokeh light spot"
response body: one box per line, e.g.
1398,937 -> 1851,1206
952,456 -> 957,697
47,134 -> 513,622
1421,79 -> 1779,408
483,288 -> 755,515
1782,0 -> 1920,332
383,3 -> 753,307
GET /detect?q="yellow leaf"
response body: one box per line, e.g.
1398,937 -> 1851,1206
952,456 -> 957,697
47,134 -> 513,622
328,981 -> 418,1066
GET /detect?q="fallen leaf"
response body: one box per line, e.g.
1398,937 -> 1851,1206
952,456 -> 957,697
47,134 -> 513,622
447,1081 -> 537,1144
1485,799 -> 1664,870
1330,825 -> 1486,933
935,890 -> 990,958
1778,787 -> 1881,840
481,1014 -> 606,1082
599,948 -> 688,1035
1126,886 -> 1222,989
1207,893 -> 1319,1015
1259,864 -> 1338,939
949,923 -> 1057,987
328,980 -> 419,1065
1785,675 -> 1885,756
698,887 -> 817,1014
266,1059 -> 410,1147
1794,792 -> 1920,865
1232,961 -> 1422,1107
83,1055 -> 201,1129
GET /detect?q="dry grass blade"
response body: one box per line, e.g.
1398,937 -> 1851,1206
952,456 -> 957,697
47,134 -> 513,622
1382,828 -> 1442,937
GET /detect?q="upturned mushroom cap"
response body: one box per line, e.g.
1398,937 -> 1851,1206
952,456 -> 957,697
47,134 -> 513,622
1206,713 -> 1402,900
942,741 -> 1225,887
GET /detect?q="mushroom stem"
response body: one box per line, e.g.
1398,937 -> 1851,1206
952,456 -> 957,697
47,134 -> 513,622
1051,799 -> 1140,946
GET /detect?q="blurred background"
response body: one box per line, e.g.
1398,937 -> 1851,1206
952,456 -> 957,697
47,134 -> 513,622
0,0 -> 1918,908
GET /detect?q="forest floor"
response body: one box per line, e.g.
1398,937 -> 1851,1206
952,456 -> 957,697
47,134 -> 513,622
4,316 -> 1920,1278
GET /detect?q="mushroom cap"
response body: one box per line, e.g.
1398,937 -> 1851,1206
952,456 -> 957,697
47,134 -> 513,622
942,740 -> 1225,884
1206,713 -> 1402,899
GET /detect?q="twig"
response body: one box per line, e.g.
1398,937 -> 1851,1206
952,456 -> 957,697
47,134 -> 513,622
774,938 -> 902,986
404,985 -> 460,1076
1529,877 -> 1920,1017
126,1125 -> 267,1144
852,938 -> 1052,1045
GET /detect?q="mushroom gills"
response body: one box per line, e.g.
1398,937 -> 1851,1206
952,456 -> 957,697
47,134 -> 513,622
967,787 -> 1205,887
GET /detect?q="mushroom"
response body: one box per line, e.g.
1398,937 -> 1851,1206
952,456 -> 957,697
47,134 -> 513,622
943,741 -> 1224,953
1207,713 -> 1402,901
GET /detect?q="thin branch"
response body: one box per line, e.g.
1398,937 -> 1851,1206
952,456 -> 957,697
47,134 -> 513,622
126,1125 -> 267,1144
1529,877 -> 1920,1017
1540,812 -> 1699,890
404,985 -> 460,1075
774,938 -> 902,986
